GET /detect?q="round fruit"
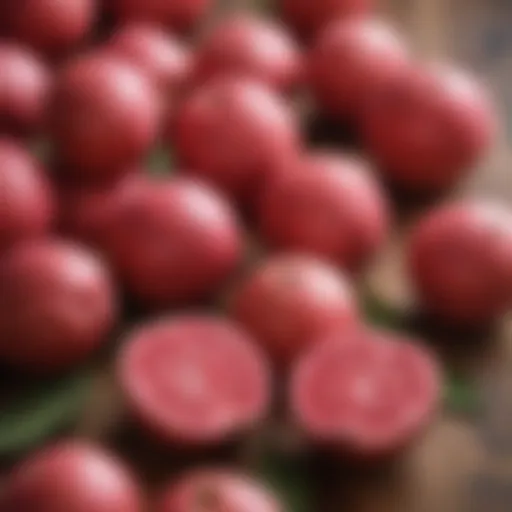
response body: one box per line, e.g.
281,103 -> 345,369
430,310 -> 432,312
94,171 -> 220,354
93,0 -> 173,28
0,239 -> 117,373
0,441 -> 142,512
58,170 -> 148,248
192,13 -> 301,92
102,177 -> 243,307
0,139 -> 54,252
231,254 -> 358,363
158,469 -> 281,512
259,151 -> 389,272
172,76 -> 299,203
106,23 -> 191,94
361,64 -> 496,192
290,328 -> 440,458
111,0 -> 213,32
408,201 -> 512,325
308,19 -> 408,120
0,43 -> 51,135
118,316 -> 270,446
280,0 -> 372,39
49,53 -> 160,184
5,0 -> 96,56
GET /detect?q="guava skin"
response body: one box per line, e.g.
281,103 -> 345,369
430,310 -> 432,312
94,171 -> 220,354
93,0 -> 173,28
231,254 -> 359,363
106,23 -> 191,94
258,151 -> 390,272
308,19 -> 409,120
0,239 -> 117,373
0,43 -> 51,135
192,14 -> 302,92
361,64 -> 496,192
172,76 -> 300,204
49,54 -> 160,184
4,0 -> 97,57
111,0 -> 213,32
0,139 -> 54,252
409,201 -> 512,325
98,177 -> 243,307
0,441 -> 142,512
280,0 -> 373,40
158,470 -> 282,512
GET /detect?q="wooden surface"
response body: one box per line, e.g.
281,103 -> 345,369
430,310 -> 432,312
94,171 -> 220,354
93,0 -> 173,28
3,1 -> 512,511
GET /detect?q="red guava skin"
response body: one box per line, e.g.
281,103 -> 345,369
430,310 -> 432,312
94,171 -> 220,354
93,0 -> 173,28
408,201 -> 512,325
290,328 -> 441,459
361,64 -> 496,192
0,44 -> 51,136
259,151 -> 389,272
106,23 -> 191,95
280,0 -> 373,39
111,0 -> 213,32
5,0 -> 97,57
172,76 -> 300,203
231,254 -> 358,363
0,441 -> 142,512
49,53 -> 160,184
192,14 -> 302,92
57,170 -> 148,248
0,239 -> 117,374
101,177 -> 243,308
118,316 -> 270,446
0,139 -> 54,252
308,19 -> 409,120
158,469 -> 282,512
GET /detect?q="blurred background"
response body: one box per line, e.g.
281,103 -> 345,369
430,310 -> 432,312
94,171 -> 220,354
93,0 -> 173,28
1,1 -> 512,511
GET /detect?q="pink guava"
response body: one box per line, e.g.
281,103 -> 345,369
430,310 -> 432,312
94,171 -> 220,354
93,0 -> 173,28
290,328 -> 440,458
118,315 -> 270,446
0,441 -> 142,512
0,239 -> 117,373
408,201 -> 512,325
259,151 -> 389,272
231,254 -> 358,363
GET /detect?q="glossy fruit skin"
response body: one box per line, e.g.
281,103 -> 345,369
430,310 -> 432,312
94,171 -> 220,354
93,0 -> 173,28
5,0 -> 97,57
280,0 -> 372,39
0,44 -> 51,135
0,139 -> 54,252
0,441 -> 142,512
361,64 -> 496,192
308,19 -> 408,120
290,328 -> 440,459
172,76 -> 300,203
231,254 -> 358,363
49,53 -> 160,184
58,171 -> 147,248
118,316 -> 270,446
101,177 -> 243,307
259,151 -> 389,272
106,23 -> 191,94
158,469 -> 281,512
409,201 -> 512,325
111,0 -> 213,32
0,239 -> 117,374
193,14 -> 301,92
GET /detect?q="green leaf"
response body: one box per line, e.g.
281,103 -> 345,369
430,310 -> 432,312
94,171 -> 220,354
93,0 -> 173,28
444,375 -> 481,417
362,290 -> 405,331
147,147 -> 173,176
0,369 -> 94,458
256,452 -> 313,512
